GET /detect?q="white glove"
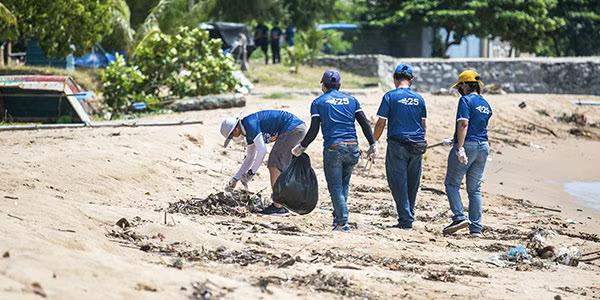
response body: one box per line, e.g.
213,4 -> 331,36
366,142 -> 378,160
291,144 -> 306,157
240,170 -> 255,186
224,177 -> 238,192
442,138 -> 453,147
456,147 -> 468,165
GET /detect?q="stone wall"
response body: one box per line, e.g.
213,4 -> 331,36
317,55 -> 600,95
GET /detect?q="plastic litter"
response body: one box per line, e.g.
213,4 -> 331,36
272,153 -> 318,215
505,245 -> 530,261
485,254 -> 507,268
553,246 -> 581,266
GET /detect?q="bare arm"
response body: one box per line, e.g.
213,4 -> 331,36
456,120 -> 468,147
373,118 -> 387,141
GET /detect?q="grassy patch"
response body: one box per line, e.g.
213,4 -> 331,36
0,66 -> 102,91
264,92 -> 291,99
247,60 -> 379,89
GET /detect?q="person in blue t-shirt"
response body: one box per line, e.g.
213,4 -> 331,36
285,25 -> 295,47
442,70 -> 493,238
373,64 -> 427,229
220,110 -> 307,216
292,70 -> 376,232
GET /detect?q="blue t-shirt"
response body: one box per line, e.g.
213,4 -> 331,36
241,110 -> 304,144
376,87 -> 427,142
310,90 -> 363,148
454,93 -> 493,142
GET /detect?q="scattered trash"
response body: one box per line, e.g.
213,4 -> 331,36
564,219 -> 577,225
568,127 -> 593,137
189,280 -> 232,300
424,270 -> 456,282
558,113 -> 587,126
535,109 -> 551,117
574,100 -> 600,106
31,282 -> 47,298
256,269 -> 368,298
518,102 -> 527,109
2,251 -> 9,258
135,282 -> 158,292
505,246 -> 530,262
554,247 -> 581,266
116,218 -> 131,229
167,191 -> 265,218
485,254 -> 507,268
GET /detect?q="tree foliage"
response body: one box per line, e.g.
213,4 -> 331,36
1,0 -> 112,58
545,0 -> 600,56
101,53 -> 145,113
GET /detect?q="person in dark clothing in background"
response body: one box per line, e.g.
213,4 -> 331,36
285,25 -> 295,47
270,23 -> 282,64
254,22 -> 269,64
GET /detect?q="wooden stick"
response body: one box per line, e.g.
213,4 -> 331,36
7,213 -> 23,221
531,205 -> 561,213
527,122 -> 558,137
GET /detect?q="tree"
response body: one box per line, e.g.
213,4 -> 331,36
281,0 -> 336,29
367,0 -> 482,56
202,0 -> 281,22
476,0 -> 562,54
1,0 -> 112,58
545,0 -> 600,56
0,2 -> 16,26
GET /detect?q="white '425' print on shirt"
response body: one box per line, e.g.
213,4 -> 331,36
475,105 -> 491,114
398,98 -> 419,105
325,98 -> 350,105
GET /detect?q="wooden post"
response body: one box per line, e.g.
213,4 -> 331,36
6,42 -> 11,66
0,43 -> 4,66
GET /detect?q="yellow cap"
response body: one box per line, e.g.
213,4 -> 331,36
452,70 -> 484,89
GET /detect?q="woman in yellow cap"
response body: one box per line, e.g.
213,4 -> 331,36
442,70 -> 493,238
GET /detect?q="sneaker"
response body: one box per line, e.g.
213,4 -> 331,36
442,220 -> 470,235
470,232 -> 483,238
333,224 -> 351,232
260,204 -> 290,216
390,223 -> 413,230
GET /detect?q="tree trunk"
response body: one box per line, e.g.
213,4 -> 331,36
552,36 -> 562,56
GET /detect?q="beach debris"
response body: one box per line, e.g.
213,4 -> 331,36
353,184 -> 389,193
7,213 -> 24,221
2,251 -> 8,258
536,109 -> 551,117
3,195 -> 18,200
31,282 -> 47,298
558,113 -> 587,126
485,254 -> 507,268
553,247 -> 581,266
167,191 -> 265,217
518,101 -> 527,109
555,229 -> 600,243
135,282 -> 158,292
116,218 -> 131,229
189,280 -> 231,300
424,270 -> 456,282
568,127 -> 593,137
505,246 -> 530,262
256,269 -> 368,298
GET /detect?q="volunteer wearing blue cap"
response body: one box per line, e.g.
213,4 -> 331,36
373,64 -> 427,229
442,70 -> 492,238
292,70 -> 376,232
220,110 -> 307,216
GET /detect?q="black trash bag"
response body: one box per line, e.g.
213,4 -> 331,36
272,153 -> 318,215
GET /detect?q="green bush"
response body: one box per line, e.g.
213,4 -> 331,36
134,27 -> 238,98
101,53 -> 144,113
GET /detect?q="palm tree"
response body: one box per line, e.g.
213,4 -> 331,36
0,2 -> 16,25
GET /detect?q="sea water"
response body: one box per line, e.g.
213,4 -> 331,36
564,181 -> 600,211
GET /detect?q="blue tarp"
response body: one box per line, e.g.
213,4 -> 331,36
317,23 -> 359,31
75,50 -> 119,68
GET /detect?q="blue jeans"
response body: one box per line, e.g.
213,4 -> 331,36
323,144 -> 360,225
385,140 -> 423,227
444,141 -> 490,233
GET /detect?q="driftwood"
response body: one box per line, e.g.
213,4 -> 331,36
0,120 -> 204,132
168,94 -> 245,112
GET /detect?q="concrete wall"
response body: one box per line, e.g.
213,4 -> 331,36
317,55 -> 600,95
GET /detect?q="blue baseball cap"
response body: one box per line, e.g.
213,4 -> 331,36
321,70 -> 341,86
394,64 -> 414,78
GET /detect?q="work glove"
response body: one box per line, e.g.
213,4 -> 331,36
224,177 -> 238,192
366,142 -> 378,160
240,170 -> 255,187
442,138 -> 453,147
291,144 -> 306,157
456,146 -> 468,165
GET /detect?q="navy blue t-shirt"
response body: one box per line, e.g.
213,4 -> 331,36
241,110 -> 304,145
310,90 -> 362,148
376,87 -> 427,142
454,93 -> 492,142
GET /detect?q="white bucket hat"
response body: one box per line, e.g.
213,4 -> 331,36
220,116 -> 241,148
